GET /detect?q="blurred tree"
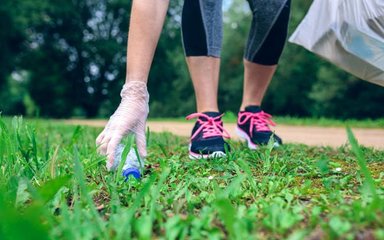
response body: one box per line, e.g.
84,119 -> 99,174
18,0 -> 132,117
309,63 -> 384,119
1,0 -> 383,119
220,0 -> 384,119
219,0 -> 251,113
0,0 -> 45,115
16,0 -> 188,118
148,0 -> 195,117
0,0 -> 24,88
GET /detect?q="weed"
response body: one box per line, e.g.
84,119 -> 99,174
0,117 -> 383,239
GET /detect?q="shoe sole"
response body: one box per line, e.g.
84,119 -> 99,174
235,127 -> 280,149
188,144 -> 226,160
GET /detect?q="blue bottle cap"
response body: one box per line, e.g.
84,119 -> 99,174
122,168 -> 141,180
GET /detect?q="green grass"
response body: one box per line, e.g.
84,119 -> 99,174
0,116 -> 384,239
148,112 -> 384,128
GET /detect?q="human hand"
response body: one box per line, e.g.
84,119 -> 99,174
96,81 -> 149,171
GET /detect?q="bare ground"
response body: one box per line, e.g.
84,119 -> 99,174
63,119 -> 384,149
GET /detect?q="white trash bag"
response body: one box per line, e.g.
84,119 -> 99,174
289,0 -> 384,87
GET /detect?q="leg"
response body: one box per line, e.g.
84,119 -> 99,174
182,0 -> 230,158
240,62 -> 277,110
236,0 -> 291,147
241,0 -> 291,110
126,0 -> 170,83
182,0 -> 223,113
186,57 -> 220,112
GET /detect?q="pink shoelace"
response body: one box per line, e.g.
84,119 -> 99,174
186,113 -> 231,140
238,111 -> 276,137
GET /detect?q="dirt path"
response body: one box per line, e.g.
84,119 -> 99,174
64,119 -> 384,149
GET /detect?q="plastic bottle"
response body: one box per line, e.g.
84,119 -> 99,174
114,144 -> 143,180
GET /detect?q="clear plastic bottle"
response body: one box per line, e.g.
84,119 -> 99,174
114,144 -> 143,180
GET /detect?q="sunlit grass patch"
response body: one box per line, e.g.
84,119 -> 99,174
0,117 -> 383,239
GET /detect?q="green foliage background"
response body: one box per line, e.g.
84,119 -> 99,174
1,0 -> 383,119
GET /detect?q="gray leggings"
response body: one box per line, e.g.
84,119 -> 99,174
182,0 -> 290,65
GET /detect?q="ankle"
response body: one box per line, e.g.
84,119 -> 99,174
240,102 -> 261,112
197,107 -> 220,113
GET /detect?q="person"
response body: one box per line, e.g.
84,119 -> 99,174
97,0 -> 291,167
96,0 -> 169,170
182,0 -> 291,159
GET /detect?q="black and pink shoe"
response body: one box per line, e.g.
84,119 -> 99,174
186,112 -> 231,159
236,106 -> 282,149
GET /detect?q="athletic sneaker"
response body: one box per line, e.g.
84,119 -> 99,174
236,106 -> 282,149
186,112 -> 231,159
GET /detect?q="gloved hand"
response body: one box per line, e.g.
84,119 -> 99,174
96,81 -> 149,171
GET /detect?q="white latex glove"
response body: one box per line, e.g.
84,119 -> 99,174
96,81 -> 149,171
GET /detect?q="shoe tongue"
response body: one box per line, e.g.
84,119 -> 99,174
244,105 -> 262,113
200,111 -> 221,119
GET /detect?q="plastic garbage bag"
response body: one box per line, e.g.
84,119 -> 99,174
289,0 -> 384,87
